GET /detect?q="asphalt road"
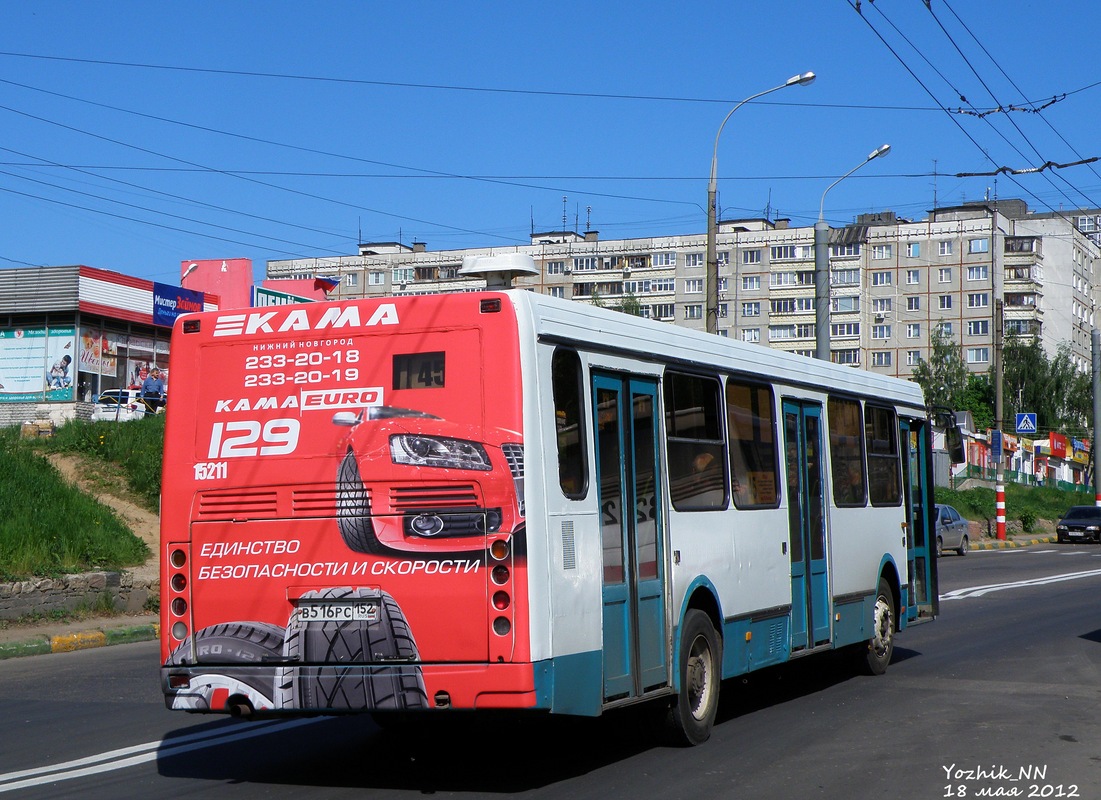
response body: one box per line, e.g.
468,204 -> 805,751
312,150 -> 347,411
2,544 -> 1100,799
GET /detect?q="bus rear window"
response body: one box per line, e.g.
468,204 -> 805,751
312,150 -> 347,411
393,351 -> 445,389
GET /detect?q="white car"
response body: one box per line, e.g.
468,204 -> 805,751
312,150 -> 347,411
90,389 -> 154,422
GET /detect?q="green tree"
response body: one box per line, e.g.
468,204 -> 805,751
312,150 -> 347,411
910,326 -> 969,413
1002,337 -> 1090,435
960,372 -> 994,430
616,290 -> 643,317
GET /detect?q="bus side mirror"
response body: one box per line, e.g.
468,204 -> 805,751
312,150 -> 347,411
945,424 -> 966,464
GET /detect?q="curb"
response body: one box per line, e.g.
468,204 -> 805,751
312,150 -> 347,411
972,536 -> 1055,550
0,623 -> 159,661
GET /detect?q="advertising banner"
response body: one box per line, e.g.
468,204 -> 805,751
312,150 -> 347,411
153,283 -> 205,328
78,328 -> 121,377
0,326 -> 76,402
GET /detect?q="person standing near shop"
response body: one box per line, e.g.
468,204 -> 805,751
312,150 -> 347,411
141,366 -> 166,414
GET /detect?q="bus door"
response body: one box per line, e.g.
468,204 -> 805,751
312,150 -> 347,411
901,418 -> 938,622
783,400 -> 830,650
592,374 -> 666,701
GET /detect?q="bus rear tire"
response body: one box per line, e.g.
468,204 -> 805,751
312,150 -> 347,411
336,451 -> 389,554
860,578 -> 896,676
664,609 -> 721,746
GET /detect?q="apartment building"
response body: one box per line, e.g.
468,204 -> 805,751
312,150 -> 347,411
266,199 -> 1100,379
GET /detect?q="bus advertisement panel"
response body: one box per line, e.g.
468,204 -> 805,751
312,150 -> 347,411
161,295 -> 529,716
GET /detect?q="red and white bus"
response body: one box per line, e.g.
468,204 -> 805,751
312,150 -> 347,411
160,261 -> 939,744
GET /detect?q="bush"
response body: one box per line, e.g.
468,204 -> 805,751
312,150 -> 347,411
1018,509 -> 1037,533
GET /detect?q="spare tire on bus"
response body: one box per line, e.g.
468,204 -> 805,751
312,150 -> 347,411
275,587 -> 429,712
336,450 -> 391,554
166,621 -> 286,710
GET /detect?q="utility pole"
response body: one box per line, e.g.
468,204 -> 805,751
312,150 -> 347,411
1093,329 -> 1100,507
994,298 -> 1006,540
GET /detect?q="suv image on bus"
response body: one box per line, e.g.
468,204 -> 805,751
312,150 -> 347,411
1056,506 -> 1101,543
332,406 -> 524,555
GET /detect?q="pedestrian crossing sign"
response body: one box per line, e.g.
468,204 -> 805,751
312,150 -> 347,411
1015,412 -> 1037,434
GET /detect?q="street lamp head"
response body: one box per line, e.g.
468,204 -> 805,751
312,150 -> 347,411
787,71 -> 816,87
868,143 -> 891,161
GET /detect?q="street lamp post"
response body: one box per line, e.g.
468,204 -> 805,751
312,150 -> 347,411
814,144 -> 891,361
706,71 -> 815,334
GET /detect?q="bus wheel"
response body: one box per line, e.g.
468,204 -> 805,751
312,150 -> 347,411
276,588 -> 429,712
336,451 -> 388,554
861,578 -> 896,676
664,609 -> 721,746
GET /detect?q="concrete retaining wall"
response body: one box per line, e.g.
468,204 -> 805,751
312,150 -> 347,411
0,570 -> 158,620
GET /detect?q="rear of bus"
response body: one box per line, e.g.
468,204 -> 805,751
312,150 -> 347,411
160,294 -> 531,718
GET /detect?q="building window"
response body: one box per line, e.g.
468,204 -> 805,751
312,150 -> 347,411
967,293 -> 989,308
717,304 -> 728,318
907,297 -> 920,311
871,271 -> 892,286
938,268 -> 952,283
769,325 -> 796,341
368,271 -> 385,285
967,347 -> 990,363
939,241 -> 954,256
652,277 -> 675,293
831,322 -> 860,338
684,278 -> 703,294
939,295 -> 952,310
717,251 -> 730,266
968,238 -> 990,254
906,350 -> 921,366
743,249 -> 761,265
967,320 -> 990,336
770,297 -> 814,314
906,323 -> 921,339
872,244 -> 893,260
937,321 -> 953,336
574,256 -> 598,272
742,302 -> 760,317
832,243 -> 860,257
343,273 -> 358,288
770,271 -> 812,287
549,286 -> 565,298
652,303 -> 675,319
392,267 -> 414,285
832,268 -> 860,286
871,351 -> 892,367
684,304 -> 702,319
872,298 -> 892,313
871,324 -> 891,340
771,245 -> 797,261
546,260 -> 566,275
833,349 -> 860,366
832,296 -> 860,313
685,253 -> 704,268
906,269 -> 920,285
907,242 -> 921,258
742,328 -> 760,343
742,275 -> 761,291
967,265 -> 988,280
654,252 -> 677,267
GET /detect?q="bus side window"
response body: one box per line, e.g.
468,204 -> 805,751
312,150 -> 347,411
827,396 -> 867,507
664,372 -> 728,511
551,348 -> 588,499
866,405 -> 902,506
726,379 -> 779,508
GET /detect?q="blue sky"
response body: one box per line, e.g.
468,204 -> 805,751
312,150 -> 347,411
1,1 -> 1099,284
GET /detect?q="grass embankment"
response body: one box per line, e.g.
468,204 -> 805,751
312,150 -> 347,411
935,481 -> 1085,533
0,417 -> 163,582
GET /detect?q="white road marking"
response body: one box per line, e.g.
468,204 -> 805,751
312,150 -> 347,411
0,717 -> 323,793
940,567 -> 1101,600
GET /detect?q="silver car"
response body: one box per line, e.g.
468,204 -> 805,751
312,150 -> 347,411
89,389 -> 152,422
935,503 -> 970,556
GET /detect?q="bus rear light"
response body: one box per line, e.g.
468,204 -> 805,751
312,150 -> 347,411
171,622 -> 189,641
492,591 -> 510,610
489,539 -> 510,560
182,319 -> 201,333
171,598 -> 188,616
170,549 -> 187,568
480,298 -> 502,313
171,573 -> 187,592
491,565 -> 510,585
492,616 -> 511,635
